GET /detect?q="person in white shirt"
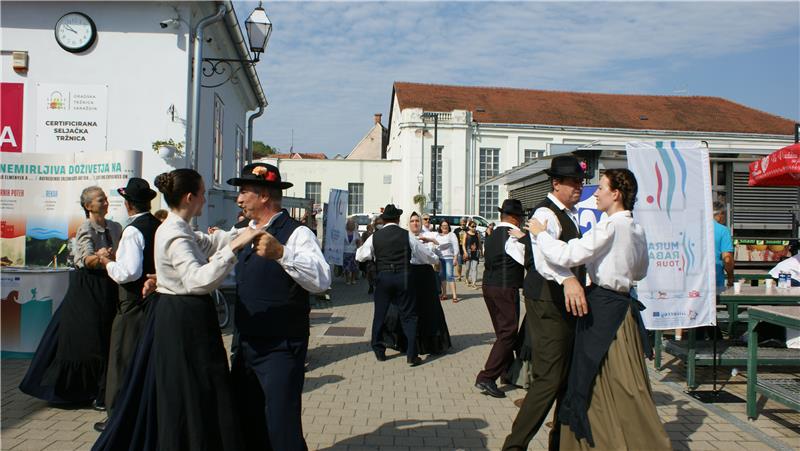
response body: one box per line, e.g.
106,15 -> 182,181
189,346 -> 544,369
527,168 -> 670,451
227,163 -> 332,451
93,178 -> 160,432
436,220 -> 461,302
94,169 -> 267,451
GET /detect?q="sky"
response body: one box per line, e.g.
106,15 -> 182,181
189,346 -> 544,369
232,1 -> 800,157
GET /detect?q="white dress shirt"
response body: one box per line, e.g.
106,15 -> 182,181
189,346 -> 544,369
247,211 -> 331,294
355,223 -> 439,266
155,212 -> 238,296
535,210 -> 648,293
410,231 -> 442,264
506,193 -> 579,284
105,212 -> 147,284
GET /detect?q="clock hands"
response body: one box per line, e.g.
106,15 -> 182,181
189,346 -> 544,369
65,24 -> 77,33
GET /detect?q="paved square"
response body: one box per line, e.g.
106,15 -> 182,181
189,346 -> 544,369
2,279 -> 798,450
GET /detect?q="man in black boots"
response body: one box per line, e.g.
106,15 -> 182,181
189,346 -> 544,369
94,178 -> 160,432
356,204 -> 438,366
503,155 -> 589,451
475,199 -> 526,398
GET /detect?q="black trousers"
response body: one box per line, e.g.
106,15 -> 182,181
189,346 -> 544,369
235,335 -> 309,451
477,285 -> 520,384
372,270 -> 418,359
503,297 -> 575,451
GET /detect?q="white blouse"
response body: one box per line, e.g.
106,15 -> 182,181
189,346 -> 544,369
535,210 -> 648,293
435,232 -> 460,259
355,224 -> 439,266
154,212 -> 237,295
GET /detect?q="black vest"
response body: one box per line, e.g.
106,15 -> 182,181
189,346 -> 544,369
235,211 -> 310,338
522,198 -> 586,302
119,213 -> 160,303
372,225 -> 412,272
482,226 -> 524,288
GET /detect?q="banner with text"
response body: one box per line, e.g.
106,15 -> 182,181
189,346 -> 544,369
627,141 -> 716,330
323,189 -> 348,266
0,150 -> 141,268
36,83 -> 108,153
1,82 -> 24,153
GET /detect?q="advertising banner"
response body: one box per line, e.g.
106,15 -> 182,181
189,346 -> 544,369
1,82 -> 24,153
627,141 -> 716,330
36,83 -> 108,153
576,185 -> 606,235
0,150 -> 141,268
323,189 -> 348,266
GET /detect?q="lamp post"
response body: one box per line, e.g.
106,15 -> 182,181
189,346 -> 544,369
421,112 -> 439,215
417,171 -> 424,194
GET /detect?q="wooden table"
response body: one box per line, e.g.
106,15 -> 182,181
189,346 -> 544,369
747,306 -> 800,419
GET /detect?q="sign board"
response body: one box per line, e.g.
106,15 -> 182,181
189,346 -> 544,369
627,141 -> 716,330
36,83 -> 108,153
1,83 -> 24,153
323,189 -> 348,266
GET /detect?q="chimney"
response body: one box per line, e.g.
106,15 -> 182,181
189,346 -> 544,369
374,113 -> 382,125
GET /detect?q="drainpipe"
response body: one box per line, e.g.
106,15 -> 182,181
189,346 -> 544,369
247,106 -> 265,164
188,4 -> 226,172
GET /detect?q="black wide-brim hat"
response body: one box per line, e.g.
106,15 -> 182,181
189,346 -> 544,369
118,177 -> 157,202
227,163 -> 293,189
543,155 -> 590,179
380,204 -> 403,220
497,199 -> 525,217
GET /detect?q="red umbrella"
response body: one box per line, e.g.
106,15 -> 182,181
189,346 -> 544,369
748,143 -> 800,186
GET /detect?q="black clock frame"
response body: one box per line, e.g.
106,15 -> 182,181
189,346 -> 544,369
55,12 -> 97,53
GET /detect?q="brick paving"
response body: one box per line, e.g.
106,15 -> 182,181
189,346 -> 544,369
2,278 -> 798,450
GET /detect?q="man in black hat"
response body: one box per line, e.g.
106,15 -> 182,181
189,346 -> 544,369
474,199 -> 526,398
503,155 -> 590,451
356,204 -> 438,366
227,162 -> 331,451
93,177 -> 160,432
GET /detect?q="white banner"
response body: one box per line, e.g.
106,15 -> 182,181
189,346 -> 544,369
0,150 -> 141,268
627,141 -> 716,330
36,83 -> 108,153
323,189 -> 348,266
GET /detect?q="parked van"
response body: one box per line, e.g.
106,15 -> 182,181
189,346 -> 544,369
428,214 -> 491,236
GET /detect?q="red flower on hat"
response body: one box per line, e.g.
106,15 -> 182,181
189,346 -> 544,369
579,161 -> 588,171
265,171 -> 277,182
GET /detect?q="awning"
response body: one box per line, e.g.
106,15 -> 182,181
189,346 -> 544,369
748,143 -> 800,186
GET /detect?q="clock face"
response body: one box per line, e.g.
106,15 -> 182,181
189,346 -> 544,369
55,12 -> 96,53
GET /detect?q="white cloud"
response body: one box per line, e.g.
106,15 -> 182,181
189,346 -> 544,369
235,1 -> 799,155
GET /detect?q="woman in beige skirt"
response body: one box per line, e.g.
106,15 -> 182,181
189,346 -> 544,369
528,168 -> 671,450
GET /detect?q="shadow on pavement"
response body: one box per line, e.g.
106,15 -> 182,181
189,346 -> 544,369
654,391 -> 707,448
320,417 -> 490,450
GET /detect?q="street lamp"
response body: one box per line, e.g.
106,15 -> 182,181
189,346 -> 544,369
245,3 -> 272,63
417,171 -> 424,194
421,112 -> 439,215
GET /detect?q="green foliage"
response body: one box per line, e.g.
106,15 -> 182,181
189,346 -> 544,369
152,139 -> 185,156
413,194 -> 427,213
253,141 -> 278,159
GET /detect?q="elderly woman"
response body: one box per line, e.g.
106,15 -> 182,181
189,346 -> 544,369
20,186 -> 122,407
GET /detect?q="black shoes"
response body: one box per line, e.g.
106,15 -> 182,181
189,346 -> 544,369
367,285 -> 374,294
93,421 -> 107,432
407,356 -> 422,367
475,380 -> 506,398
92,399 -> 106,412
374,350 -> 386,362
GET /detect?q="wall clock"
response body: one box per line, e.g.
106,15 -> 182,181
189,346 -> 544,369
55,12 -> 96,53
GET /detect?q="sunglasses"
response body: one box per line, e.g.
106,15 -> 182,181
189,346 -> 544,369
422,218 -> 430,221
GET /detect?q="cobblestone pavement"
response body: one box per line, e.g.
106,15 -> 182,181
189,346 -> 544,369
2,278 -> 798,450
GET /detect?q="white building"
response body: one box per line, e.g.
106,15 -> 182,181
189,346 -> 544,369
1,1 -> 267,229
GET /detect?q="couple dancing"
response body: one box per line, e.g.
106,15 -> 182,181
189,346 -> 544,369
502,156 -> 670,450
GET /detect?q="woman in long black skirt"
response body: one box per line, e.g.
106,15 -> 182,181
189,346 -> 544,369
20,186 -> 121,407
93,169 -> 267,450
381,212 -> 451,355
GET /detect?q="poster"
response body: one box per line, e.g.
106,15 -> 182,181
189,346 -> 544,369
1,82 -> 24,153
733,239 -> 792,262
0,150 -> 141,268
323,189 -> 348,266
36,83 -> 108,153
627,141 -> 716,330
576,184 -> 606,235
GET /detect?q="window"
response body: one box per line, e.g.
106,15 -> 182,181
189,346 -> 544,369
348,183 -> 363,215
212,95 -> 224,185
235,126 -> 245,179
524,149 -> 543,163
305,182 -> 321,205
430,145 -> 442,210
479,148 -> 500,219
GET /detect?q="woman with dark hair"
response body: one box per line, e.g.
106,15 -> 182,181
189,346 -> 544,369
462,221 -> 482,288
436,220 -> 460,302
381,212 -> 452,355
525,169 -> 669,450
94,169 -> 266,451
20,187 -> 121,407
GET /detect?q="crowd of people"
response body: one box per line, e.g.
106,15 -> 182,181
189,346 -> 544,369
17,155 -> 678,450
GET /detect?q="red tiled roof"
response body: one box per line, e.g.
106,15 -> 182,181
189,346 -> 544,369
393,82 -> 795,136
272,152 -> 328,160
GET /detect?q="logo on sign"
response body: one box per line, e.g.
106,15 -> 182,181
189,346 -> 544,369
48,91 -> 67,110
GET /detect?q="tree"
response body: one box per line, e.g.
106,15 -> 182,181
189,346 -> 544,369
252,140 -> 278,159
